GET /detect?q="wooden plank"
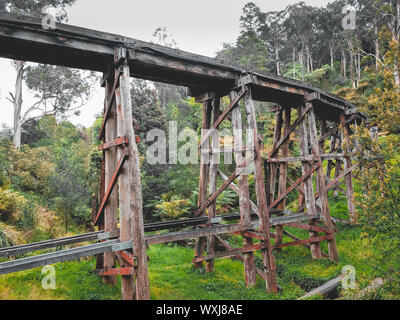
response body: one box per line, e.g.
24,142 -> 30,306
0,240 -> 133,276
0,231 -> 103,257
267,156 -> 315,163
98,136 -> 129,151
298,273 -> 345,300
282,230 -> 329,258
147,224 -> 249,245
95,267 -> 135,276
275,235 -> 334,249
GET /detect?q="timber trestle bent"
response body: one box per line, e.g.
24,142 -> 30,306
0,13 -> 366,300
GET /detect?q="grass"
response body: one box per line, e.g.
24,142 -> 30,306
0,189 -> 398,300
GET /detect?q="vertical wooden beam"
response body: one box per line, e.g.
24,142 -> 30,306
244,87 -> 277,293
269,110 -> 283,203
275,108 -> 291,248
340,113 -> 356,223
230,89 -> 257,288
194,99 -> 212,268
206,96 -> 220,272
115,75 -> 135,300
117,49 -> 150,300
308,104 -> 338,261
297,105 -> 322,259
333,142 -> 342,199
103,74 -> 118,286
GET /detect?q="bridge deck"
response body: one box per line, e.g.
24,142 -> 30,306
0,13 -> 361,122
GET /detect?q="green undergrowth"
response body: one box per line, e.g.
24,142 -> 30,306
0,192 -> 397,300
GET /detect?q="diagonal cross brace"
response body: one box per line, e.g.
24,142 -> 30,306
268,104 -> 312,158
269,162 -> 321,210
198,86 -> 247,149
94,152 -> 129,225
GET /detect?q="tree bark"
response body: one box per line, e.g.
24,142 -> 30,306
13,60 -> 24,149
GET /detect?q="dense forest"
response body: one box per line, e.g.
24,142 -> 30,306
0,0 -> 399,300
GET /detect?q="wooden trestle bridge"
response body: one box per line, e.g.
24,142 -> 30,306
0,13 -> 366,300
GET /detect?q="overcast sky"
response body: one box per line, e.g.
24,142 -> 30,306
0,0 -> 333,129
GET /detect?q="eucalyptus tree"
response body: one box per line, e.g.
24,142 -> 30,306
0,0 -> 91,149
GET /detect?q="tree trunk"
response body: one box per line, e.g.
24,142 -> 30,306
293,47 -> 296,78
375,24 -> 380,69
330,43 -> 334,69
13,60 -> 24,149
275,38 -> 280,76
342,48 -> 347,77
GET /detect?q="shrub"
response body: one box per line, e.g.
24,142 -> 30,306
0,222 -> 24,248
0,189 -> 25,222
18,201 -> 37,231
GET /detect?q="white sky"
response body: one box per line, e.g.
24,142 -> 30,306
0,0 -> 332,129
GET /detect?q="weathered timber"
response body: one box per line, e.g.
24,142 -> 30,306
95,267 -> 135,276
340,113 -> 356,223
0,13 -> 362,119
307,103 -> 338,261
275,235 -> 334,249
103,75 -> 119,285
298,273 -> 345,300
98,136 -> 129,151
243,86 -> 277,293
0,231 -> 103,257
276,108 -> 292,248
282,230 -> 329,258
0,240 -> 133,276
118,56 -> 150,300
231,89 -> 256,287
194,99 -> 212,267
297,104 -> 322,259
147,224 -> 249,245
94,152 -> 129,225
198,87 -> 246,149
206,96 -> 220,272
269,163 -> 321,210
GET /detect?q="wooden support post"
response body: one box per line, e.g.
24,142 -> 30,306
116,49 -> 150,300
206,96 -> 220,272
194,99 -> 212,268
275,108 -> 291,248
297,105 -> 322,259
340,113 -> 356,223
230,89 -> 256,288
308,103 -> 338,261
243,86 -> 277,293
269,110 -> 283,203
103,72 -> 119,286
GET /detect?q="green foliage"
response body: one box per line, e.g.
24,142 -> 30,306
0,189 -> 25,222
8,146 -> 54,196
18,201 -> 37,231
